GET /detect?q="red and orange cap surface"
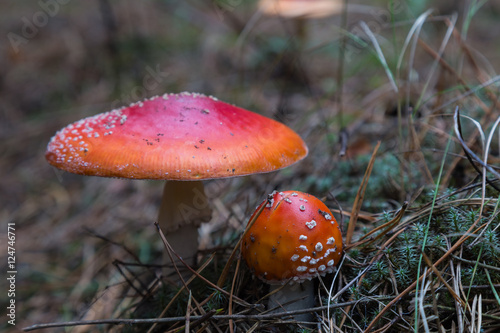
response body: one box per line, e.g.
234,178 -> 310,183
241,191 -> 343,284
45,92 -> 308,180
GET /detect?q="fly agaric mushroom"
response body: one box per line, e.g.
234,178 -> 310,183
258,0 -> 343,19
241,190 -> 343,320
257,0 -> 343,40
45,92 -> 308,278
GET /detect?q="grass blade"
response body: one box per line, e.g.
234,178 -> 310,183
359,21 -> 398,93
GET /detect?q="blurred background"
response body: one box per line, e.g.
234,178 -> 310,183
2,0 -> 500,332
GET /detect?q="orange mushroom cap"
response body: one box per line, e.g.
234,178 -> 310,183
241,190 -> 343,284
45,92 -> 308,180
258,0 -> 343,19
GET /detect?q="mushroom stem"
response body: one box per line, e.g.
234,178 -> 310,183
268,280 -> 314,322
157,181 -> 212,279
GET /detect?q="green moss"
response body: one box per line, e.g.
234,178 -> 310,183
307,151 -> 424,212
340,187 -> 500,330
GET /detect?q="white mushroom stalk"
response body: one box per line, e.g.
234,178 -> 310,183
157,181 -> 212,278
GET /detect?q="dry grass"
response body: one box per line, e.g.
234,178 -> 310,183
2,0 -> 500,332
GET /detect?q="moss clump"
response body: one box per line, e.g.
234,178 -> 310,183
336,186 -> 500,331
305,152 -> 424,212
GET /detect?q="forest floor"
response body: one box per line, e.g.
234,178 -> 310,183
2,1 -> 500,332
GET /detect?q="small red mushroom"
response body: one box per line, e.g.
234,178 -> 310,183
242,190 -> 343,283
241,190 -> 343,319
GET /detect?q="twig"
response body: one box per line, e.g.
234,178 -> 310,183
23,298 -> 392,331
229,257 -> 241,333
112,260 -> 146,297
185,291 -> 192,333
84,228 -> 143,263
335,0 -> 348,134
447,253 -> 500,273
338,127 -> 349,157
436,306 -> 500,323
155,222 -> 189,289
188,309 -> 218,331
97,0 -> 121,93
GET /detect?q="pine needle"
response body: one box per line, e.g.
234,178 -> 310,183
345,141 -> 381,245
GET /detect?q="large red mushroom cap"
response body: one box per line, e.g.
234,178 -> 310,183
45,92 -> 308,180
241,190 -> 343,284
